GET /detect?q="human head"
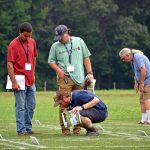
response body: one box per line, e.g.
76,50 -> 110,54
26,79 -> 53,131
54,90 -> 71,107
54,25 -> 71,43
119,48 -> 144,62
119,48 -> 134,62
19,22 -> 32,41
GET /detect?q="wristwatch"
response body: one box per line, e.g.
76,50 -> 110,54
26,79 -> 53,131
81,105 -> 84,110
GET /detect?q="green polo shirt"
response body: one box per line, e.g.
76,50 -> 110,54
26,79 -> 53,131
48,36 -> 91,86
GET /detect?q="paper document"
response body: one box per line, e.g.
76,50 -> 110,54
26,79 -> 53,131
62,111 -> 81,128
6,75 -> 25,90
88,79 -> 96,93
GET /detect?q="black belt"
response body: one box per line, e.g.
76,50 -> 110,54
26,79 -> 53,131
64,72 -> 70,76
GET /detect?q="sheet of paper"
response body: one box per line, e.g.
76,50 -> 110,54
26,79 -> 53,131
88,79 -> 96,93
61,111 -> 81,128
6,75 -> 25,90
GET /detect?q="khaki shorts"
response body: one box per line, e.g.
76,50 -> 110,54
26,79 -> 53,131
56,75 -> 83,131
140,85 -> 150,101
57,75 -> 83,93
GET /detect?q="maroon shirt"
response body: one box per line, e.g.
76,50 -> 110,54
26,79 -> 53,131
7,37 -> 38,86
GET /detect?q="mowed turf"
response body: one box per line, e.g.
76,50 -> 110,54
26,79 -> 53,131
0,90 -> 150,150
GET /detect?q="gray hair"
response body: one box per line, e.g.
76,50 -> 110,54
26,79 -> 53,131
119,48 -> 143,57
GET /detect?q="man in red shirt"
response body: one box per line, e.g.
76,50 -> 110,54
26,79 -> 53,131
7,22 -> 38,135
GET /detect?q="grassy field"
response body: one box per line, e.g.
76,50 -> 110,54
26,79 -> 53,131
0,90 -> 150,150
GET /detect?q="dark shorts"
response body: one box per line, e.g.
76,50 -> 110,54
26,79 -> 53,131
80,108 -> 107,123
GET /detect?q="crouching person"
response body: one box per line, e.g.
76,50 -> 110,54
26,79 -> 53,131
55,90 -> 108,136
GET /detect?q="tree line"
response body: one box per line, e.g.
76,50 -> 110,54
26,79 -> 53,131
1,0 -> 150,91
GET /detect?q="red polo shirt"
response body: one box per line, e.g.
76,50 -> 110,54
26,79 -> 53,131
7,37 -> 38,86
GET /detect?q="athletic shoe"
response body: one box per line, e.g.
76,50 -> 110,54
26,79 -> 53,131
146,122 -> 150,125
27,131 -> 40,134
138,121 -> 146,125
86,130 -> 99,136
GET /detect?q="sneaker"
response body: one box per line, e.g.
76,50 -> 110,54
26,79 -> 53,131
138,121 -> 146,125
146,122 -> 150,125
18,131 -> 29,136
86,130 -> 99,136
27,131 -> 40,134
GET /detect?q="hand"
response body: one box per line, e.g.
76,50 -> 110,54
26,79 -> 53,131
88,74 -> 94,81
139,83 -> 144,92
134,82 -> 139,93
12,83 -> 20,91
72,106 -> 82,113
57,70 -> 65,78
63,108 -> 68,112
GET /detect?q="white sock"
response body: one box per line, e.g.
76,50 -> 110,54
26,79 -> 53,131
141,112 -> 147,123
146,110 -> 150,123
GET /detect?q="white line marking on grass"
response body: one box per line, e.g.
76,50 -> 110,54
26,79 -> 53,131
0,142 -> 26,149
102,130 -> 150,140
40,145 -> 150,149
34,120 -> 61,130
116,131 -> 150,139
0,138 -> 47,149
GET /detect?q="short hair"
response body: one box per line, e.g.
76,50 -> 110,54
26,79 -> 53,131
56,90 -> 70,101
19,22 -> 32,33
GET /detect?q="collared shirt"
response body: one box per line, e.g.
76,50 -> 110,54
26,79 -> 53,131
7,37 -> 38,86
48,36 -> 91,86
132,53 -> 150,85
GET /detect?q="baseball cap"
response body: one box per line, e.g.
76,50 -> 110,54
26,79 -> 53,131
54,25 -> 69,41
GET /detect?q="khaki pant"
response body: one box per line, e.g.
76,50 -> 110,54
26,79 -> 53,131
57,75 -> 83,134
140,85 -> 150,102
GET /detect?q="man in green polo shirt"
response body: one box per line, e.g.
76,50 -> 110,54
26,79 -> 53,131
48,24 -> 94,135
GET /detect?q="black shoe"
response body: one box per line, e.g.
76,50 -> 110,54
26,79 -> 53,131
85,127 -> 99,136
86,130 -> 99,136
27,131 -> 40,134
138,121 -> 146,125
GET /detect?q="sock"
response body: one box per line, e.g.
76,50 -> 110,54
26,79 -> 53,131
141,112 -> 147,123
84,126 -> 96,132
146,110 -> 150,123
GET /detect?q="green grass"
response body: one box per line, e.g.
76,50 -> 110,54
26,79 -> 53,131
0,90 -> 150,150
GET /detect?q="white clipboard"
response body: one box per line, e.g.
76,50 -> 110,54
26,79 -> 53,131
6,75 -> 25,90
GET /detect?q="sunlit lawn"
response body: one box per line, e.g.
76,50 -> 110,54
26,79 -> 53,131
0,90 -> 150,150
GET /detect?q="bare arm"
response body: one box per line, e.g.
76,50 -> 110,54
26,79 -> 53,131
84,57 -> 94,80
134,76 -> 139,93
72,97 -> 99,113
82,97 -> 99,109
139,66 -> 146,92
7,62 -> 20,90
